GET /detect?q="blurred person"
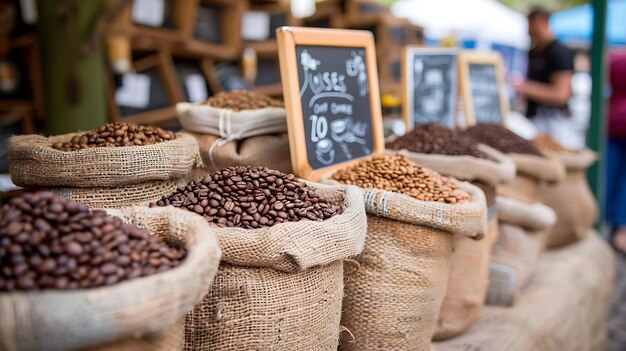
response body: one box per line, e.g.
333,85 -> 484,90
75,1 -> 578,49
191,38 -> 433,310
607,51 -> 626,253
513,7 -> 577,149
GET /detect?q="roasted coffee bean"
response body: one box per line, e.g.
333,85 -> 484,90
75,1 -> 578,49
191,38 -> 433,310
387,123 -> 485,158
152,166 -> 338,229
203,90 -> 284,111
51,122 -> 177,151
0,192 -> 186,292
532,134 -> 569,152
463,124 -> 542,156
331,154 -> 471,204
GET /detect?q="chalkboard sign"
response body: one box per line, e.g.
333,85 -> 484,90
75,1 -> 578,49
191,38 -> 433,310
459,52 -> 508,126
402,48 -> 458,129
277,27 -> 384,180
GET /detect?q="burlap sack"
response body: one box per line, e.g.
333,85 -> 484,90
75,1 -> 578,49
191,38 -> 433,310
8,133 -> 200,188
50,178 -> 187,208
540,149 -> 597,248
330,181 -> 487,351
0,206 -> 221,351
176,102 -> 287,138
391,144 -> 516,187
435,233 -> 614,351
184,183 -> 367,351
86,319 -> 184,351
486,197 -> 556,307
187,132 -> 292,180
498,153 -> 566,203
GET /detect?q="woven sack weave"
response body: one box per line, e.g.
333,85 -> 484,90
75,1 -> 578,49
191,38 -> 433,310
540,149 -> 597,248
176,102 -> 287,139
435,233 -> 614,351
323,180 -> 487,351
183,183 -> 367,351
0,206 -> 221,351
50,179 -> 187,208
187,132 -> 292,180
8,133 -> 200,188
86,319 -> 184,351
486,197 -> 556,307
498,153 -> 565,203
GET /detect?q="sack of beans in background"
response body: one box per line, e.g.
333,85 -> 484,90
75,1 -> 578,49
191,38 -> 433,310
0,192 -> 221,351
463,124 -> 565,203
177,91 -> 291,178
322,154 -> 487,351
387,124 -> 516,340
486,196 -> 556,307
152,166 -> 367,350
532,135 -> 598,248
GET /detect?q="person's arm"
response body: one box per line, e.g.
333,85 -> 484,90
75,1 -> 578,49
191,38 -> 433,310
515,71 -> 572,106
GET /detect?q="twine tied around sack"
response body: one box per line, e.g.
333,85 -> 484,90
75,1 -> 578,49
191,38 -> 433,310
339,326 -> 356,344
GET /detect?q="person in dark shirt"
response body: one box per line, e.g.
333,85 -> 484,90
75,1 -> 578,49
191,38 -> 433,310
514,7 -> 577,148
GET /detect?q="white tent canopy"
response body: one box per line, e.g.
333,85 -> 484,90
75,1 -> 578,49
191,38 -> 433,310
391,0 -> 530,49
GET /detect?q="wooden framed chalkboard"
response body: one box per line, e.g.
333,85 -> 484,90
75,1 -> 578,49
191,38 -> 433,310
459,51 -> 509,126
402,47 -> 458,130
277,27 -> 384,181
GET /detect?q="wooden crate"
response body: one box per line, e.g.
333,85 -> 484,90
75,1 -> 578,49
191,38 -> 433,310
301,0 -> 345,28
242,1 -> 301,56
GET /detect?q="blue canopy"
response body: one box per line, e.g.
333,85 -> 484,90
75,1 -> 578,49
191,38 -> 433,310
550,0 -> 626,46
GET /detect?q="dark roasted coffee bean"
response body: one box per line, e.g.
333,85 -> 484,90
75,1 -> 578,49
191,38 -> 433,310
387,123 -> 485,158
463,123 -> 542,156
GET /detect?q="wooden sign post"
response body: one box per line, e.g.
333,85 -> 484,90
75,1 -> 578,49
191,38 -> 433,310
458,51 -> 508,126
402,47 -> 458,130
277,27 -> 384,181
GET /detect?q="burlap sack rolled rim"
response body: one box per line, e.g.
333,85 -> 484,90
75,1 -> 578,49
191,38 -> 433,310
8,132 -> 202,188
496,195 -> 556,231
176,102 -> 287,140
548,148 -> 597,171
322,175 -> 487,240
507,152 -> 566,183
0,206 -> 221,351
386,144 -> 516,186
207,181 -> 367,273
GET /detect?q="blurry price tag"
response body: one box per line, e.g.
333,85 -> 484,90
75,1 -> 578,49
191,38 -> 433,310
132,0 -> 165,27
116,73 -> 150,108
241,11 -> 270,41
185,74 -> 208,103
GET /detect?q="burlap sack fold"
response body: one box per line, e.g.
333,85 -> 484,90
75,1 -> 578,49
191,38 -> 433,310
184,183 -> 367,351
176,102 -> 287,139
329,181 -> 487,351
540,149 -> 597,248
498,153 -> 566,203
187,132 -> 292,180
8,133 -> 201,188
86,319 -> 184,351
486,196 -> 556,307
51,178 -> 188,209
0,207 -> 221,351
390,144 -> 516,186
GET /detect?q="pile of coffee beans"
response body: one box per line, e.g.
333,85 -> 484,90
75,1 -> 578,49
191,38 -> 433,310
331,154 -> 470,204
203,90 -> 284,111
532,134 -> 568,152
387,123 -> 485,158
52,122 -> 177,151
0,192 -> 186,291
152,166 -> 337,229
463,124 -> 542,156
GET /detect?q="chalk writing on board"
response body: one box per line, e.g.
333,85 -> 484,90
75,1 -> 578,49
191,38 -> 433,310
296,46 -> 374,170
409,53 -> 456,127
469,63 -> 503,124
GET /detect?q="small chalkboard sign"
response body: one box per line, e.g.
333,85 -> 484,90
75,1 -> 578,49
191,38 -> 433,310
459,52 -> 508,126
402,47 -> 458,130
277,27 -> 384,180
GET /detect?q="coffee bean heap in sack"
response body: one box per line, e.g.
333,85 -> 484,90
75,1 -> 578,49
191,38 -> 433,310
331,154 -> 470,204
51,122 -> 177,151
387,123 -> 485,158
203,90 -> 284,111
0,192 -> 186,292
152,166 -> 337,229
532,134 -> 569,152
463,124 -> 542,156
